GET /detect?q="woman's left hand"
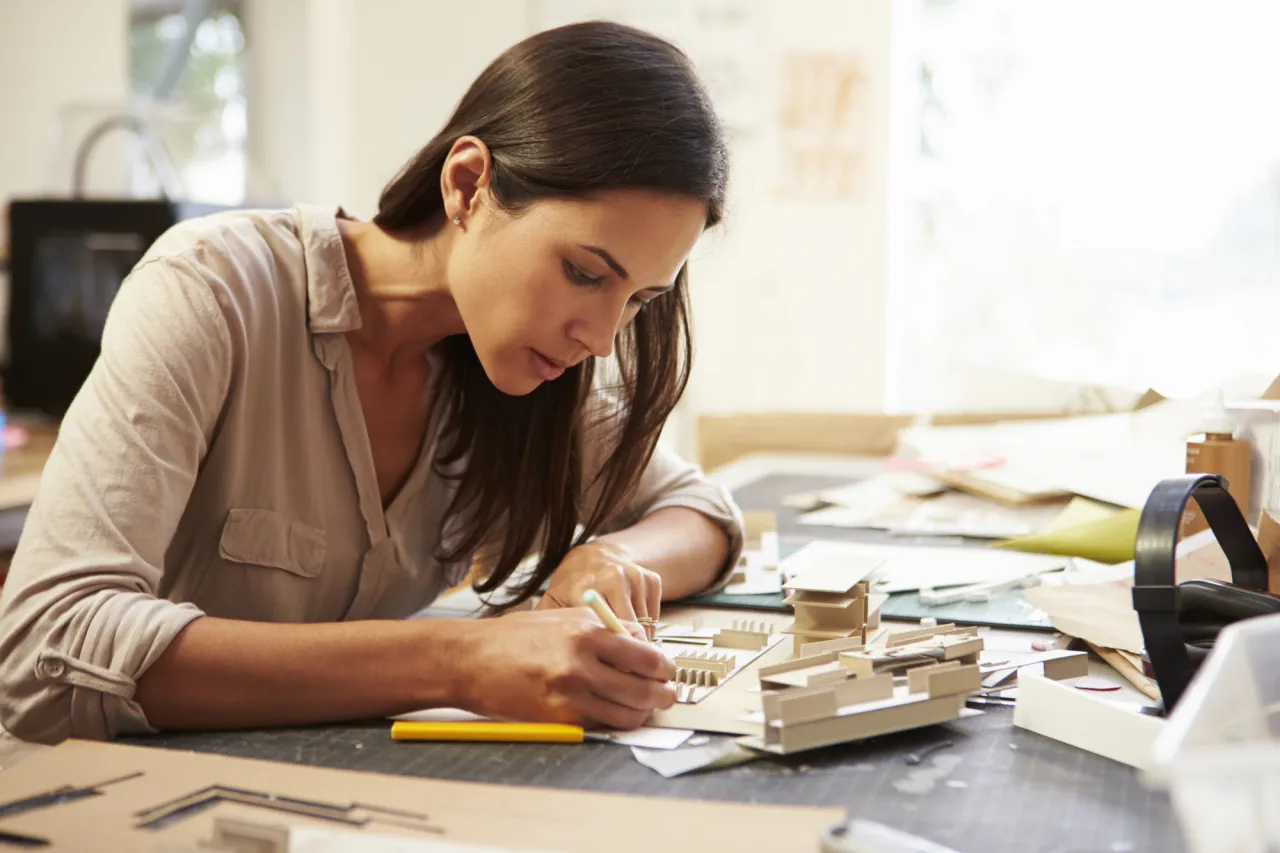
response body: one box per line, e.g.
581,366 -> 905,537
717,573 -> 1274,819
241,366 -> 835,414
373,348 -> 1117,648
536,541 -> 662,636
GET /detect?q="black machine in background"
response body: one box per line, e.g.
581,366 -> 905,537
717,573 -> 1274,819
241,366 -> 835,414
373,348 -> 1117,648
3,199 -> 231,417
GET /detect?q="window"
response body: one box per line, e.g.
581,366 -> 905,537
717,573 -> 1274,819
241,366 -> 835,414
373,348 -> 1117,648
891,0 -> 1280,409
128,0 -> 247,204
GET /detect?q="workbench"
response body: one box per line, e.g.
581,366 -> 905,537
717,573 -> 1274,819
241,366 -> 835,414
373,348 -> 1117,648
112,460 -> 1187,853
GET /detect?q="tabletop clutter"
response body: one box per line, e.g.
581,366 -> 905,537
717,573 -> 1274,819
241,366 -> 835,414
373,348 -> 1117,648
2,377 -> 1279,852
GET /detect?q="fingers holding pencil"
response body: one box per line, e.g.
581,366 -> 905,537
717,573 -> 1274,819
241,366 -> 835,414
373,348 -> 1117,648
582,589 -> 630,636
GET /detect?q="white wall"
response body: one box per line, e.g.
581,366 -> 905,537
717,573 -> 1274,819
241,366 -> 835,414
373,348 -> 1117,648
0,0 -> 130,203
0,0 -> 129,366
247,0 -> 531,215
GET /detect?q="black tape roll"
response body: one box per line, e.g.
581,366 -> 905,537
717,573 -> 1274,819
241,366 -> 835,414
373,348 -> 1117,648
1132,473 -> 1268,712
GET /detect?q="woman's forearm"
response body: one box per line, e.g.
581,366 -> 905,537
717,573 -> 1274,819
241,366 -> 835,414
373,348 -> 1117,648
135,616 -> 474,731
593,506 -> 732,600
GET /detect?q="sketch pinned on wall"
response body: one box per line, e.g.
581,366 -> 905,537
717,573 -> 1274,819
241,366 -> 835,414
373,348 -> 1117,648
531,0 -> 762,137
775,52 -> 870,201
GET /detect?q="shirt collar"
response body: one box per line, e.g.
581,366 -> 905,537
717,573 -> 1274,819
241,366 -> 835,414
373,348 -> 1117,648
295,203 -> 362,334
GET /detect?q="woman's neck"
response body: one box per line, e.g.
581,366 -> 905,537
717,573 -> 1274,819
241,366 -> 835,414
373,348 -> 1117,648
337,218 -> 465,369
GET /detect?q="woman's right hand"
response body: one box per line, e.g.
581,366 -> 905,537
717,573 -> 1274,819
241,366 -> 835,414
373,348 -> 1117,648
455,607 -> 676,730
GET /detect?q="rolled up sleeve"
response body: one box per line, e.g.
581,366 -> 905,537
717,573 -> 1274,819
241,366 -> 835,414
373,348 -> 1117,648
584,396 -> 745,594
0,255 -> 231,743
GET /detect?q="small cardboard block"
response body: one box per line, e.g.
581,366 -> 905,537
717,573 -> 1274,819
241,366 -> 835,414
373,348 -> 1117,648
941,637 -> 985,661
907,661 -> 961,694
799,636 -> 867,657
760,661 -> 848,689
927,664 -> 982,698
776,690 -> 840,725
887,624 -> 957,648
1043,652 -> 1090,681
834,673 -> 895,707
839,652 -> 875,678
714,629 -> 771,652
759,651 -> 839,681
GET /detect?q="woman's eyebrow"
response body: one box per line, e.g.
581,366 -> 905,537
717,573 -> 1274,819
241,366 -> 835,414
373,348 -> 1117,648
580,245 -> 629,280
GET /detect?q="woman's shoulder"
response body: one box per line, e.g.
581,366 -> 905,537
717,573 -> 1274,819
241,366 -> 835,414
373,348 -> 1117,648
126,205 -> 328,335
135,206 -> 305,284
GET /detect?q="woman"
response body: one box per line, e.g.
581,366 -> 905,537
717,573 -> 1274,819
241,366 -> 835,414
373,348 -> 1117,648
0,21 -> 743,745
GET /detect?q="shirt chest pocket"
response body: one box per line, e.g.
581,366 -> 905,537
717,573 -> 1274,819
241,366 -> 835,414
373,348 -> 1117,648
218,508 -> 327,578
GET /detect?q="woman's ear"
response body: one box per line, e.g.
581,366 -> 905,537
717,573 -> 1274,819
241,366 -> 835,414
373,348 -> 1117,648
440,136 -> 492,225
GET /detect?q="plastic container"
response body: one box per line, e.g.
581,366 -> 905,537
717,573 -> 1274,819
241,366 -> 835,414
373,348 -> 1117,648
1146,612 -> 1280,853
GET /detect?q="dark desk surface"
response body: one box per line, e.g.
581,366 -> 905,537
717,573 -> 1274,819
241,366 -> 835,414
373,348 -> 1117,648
126,468 -> 1187,853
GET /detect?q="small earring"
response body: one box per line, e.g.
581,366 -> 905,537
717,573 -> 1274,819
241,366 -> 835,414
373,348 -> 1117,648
451,216 -> 462,227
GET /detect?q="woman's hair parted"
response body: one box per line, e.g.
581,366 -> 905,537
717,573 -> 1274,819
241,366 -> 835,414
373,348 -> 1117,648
373,21 -> 729,608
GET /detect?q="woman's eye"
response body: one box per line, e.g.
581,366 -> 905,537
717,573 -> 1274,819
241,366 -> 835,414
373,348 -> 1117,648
563,260 -> 605,286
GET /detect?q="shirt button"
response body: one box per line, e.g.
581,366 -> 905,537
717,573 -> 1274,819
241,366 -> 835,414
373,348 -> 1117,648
40,659 -> 66,679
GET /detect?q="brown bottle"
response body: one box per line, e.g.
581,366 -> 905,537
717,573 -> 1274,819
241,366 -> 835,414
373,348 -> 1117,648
1181,394 -> 1252,538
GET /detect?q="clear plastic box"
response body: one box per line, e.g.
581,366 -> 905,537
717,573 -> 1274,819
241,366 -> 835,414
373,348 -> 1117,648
1146,612 -> 1280,853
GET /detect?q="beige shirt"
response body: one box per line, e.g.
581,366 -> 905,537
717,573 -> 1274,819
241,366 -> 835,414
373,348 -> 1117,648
0,204 -> 744,744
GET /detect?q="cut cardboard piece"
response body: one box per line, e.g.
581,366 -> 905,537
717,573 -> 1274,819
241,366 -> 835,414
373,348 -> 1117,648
0,740 -> 842,852
784,558 -> 885,594
659,632 -> 786,706
1088,642 -> 1161,701
1259,510 -> 1280,595
1022,581 -> 1145,655
783,571 -> 882,654
1262,375 -> 1280,401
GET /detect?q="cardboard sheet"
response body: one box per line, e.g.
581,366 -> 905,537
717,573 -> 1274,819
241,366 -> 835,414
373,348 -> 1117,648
1022,581 -> 1145,655
0,739 -> 842,852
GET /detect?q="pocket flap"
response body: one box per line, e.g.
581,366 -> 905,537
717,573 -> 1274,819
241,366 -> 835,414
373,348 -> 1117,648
219,508 -> 327,578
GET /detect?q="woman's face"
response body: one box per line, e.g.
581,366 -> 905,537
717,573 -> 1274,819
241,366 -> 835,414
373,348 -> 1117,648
446,188 -> 707,396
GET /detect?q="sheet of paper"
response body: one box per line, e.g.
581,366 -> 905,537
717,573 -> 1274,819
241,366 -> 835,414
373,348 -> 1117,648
392,709 -> 694,750
630,740 -> 759,778
892,491 -> 1066,539
898,377 -> 1274,509
818,472 -> 947,506
782,539 -> 1067,593
797,504 -> 897,530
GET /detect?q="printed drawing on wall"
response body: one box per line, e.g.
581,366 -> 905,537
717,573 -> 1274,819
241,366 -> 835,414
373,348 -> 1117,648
775,51 -> 870,202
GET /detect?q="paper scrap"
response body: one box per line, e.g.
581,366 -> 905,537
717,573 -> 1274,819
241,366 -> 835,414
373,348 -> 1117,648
604,728 -> 694,750
892,491 -> 1066,539
630,740 -> 760,778
395,708 -> 489,724
1022,581 -> 1144,654
993,506 -> 1141,564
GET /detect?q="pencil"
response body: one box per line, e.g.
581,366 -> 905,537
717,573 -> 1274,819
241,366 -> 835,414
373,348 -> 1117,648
582,589 -> 630,636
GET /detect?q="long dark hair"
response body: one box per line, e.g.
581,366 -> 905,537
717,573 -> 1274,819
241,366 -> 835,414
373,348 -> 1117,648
373,21 -> 729,607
